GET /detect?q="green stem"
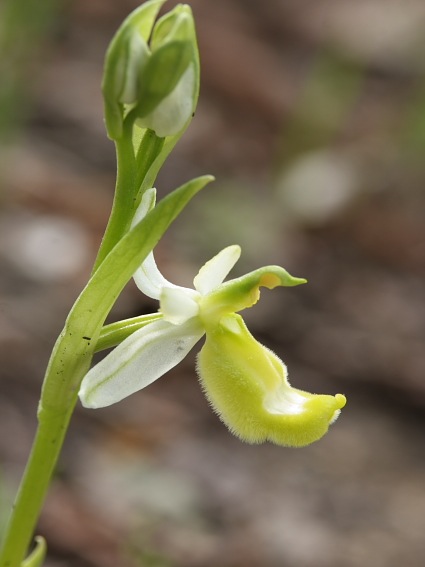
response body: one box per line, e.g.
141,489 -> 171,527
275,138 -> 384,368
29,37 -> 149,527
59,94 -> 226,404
0,316 -> 96,567
0,406 -> 76,567
135,129 -> 165,195
92,124 -> 136,273
92,123 -> 164,273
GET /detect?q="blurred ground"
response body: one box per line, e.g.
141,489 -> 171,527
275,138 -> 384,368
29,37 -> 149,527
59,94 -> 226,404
1,0 -> 425,566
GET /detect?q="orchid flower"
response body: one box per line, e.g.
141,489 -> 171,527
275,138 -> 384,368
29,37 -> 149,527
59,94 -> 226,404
79,189 -> 346,447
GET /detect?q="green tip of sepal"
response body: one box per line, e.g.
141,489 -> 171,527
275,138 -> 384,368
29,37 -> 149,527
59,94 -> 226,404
286,276 -> 308,286
197,314 -> 346,448
151,5 -> 194,48
21,536 -> 47,567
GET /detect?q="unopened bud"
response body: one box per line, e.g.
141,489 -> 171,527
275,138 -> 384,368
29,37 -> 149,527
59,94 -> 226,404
102,1 -> 199,140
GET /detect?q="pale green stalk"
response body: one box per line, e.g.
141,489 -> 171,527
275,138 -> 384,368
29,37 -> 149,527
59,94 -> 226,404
92,121 -> 165,273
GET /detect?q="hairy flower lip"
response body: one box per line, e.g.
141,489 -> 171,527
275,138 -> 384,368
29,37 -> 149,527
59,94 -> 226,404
197,314 -> 346,447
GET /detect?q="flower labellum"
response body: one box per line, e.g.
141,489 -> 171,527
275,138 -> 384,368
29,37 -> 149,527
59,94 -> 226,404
199,314 -> 346,447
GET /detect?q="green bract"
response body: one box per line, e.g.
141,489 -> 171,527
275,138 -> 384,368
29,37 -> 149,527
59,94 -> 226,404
102,0 -> 199,139
79,189 -> 346,447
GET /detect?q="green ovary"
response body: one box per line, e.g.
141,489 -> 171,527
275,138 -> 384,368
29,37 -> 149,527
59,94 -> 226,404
197,314 -> 346,448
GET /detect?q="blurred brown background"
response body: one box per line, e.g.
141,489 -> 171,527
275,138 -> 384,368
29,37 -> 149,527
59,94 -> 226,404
1,0 -> 425,566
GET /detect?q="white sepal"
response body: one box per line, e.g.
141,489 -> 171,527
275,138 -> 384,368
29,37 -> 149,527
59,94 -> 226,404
133,253 -> 181,300
193,245 -> 241,295
79,318 -> 204,408
132,188 -> 178,299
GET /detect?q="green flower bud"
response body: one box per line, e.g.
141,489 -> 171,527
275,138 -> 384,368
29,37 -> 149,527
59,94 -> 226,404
198,314 -> 346,448
102,1 -> 199,140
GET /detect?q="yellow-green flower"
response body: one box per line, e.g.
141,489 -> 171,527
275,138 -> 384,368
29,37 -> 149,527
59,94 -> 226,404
79,189 -> 346,447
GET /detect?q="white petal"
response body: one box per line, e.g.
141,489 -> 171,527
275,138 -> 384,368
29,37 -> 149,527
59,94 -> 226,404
160,286 -> 200,324
131,188 -> 178,299
193,245 -> 241,295
79,318 -> 204,409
